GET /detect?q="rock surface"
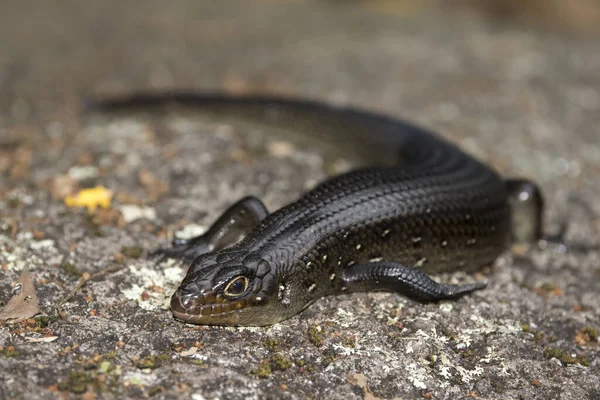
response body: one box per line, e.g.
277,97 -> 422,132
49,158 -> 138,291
0,1 -> 599,399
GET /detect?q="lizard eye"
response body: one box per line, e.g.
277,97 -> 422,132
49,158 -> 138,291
223,276 -> 249,297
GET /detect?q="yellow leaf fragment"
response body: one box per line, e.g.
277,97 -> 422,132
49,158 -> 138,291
64,186 -> 113,211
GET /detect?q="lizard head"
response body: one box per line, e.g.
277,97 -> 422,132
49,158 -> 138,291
170,249 -> 282,326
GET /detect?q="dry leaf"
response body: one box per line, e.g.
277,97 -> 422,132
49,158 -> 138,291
180,346 -> 198,357
26,336 -> 58,343
51,174 -> 78,200
347,373 -> 383,400
0,269 -> 41,323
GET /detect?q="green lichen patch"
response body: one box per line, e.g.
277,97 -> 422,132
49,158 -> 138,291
489,376 -> 508,394
250,353 -> 294,377
425,353 -> 437,368
440,325 -> 458,341
251,359 -> 272,378
121,246 -> 143,259
270,353 -> 292,371
543,347 -> 590,366
58,370 -> 97,394
262,338 -> 280,351
342,335 -> 356,348
261,337 -> 280,351
136,354 -> 171,369
7,316 -> 57,336
83,214 -> 105,237
34,315 -> 57,329
292,357 -> 315,373
0,346 -> 20,357
74,351 -> 118,370
7,195 -> 21,208
148,386 -> 166,397
61,261 -> 82,277
320,348 -> 340,368
57,362 -> 121,395
293,358 -> 306,368
307,325 -> 325,347
461,349 -> 473,358
521,324 -> 543,342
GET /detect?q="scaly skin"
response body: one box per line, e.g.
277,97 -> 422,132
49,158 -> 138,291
90,93 -> 543,326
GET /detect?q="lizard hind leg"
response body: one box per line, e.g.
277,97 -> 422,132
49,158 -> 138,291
341,261 -> 487,302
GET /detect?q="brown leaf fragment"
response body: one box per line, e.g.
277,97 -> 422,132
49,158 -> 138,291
51,174 -> 77,200
26,336 -> 58,343
137,169 -> 168,201
347,373 -> 383,400
0,269 -> 41,323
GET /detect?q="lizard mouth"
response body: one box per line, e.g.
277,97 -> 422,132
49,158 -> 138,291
170,290 -> 249,325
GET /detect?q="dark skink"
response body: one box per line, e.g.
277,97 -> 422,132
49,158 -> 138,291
91,93 -> 543,326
